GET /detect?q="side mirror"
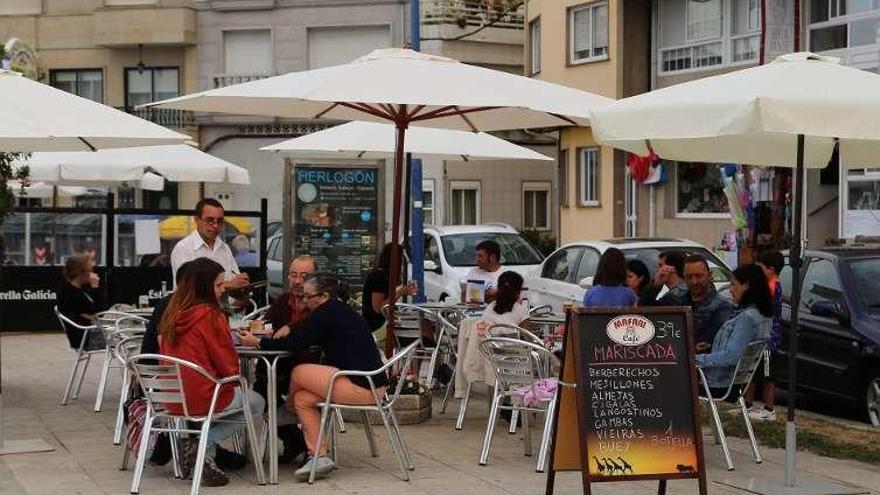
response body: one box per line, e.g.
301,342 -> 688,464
424,260 -> 441,274
809,300 -> 839,318
578,276 -> 594,289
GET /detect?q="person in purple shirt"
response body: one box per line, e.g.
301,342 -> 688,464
583,248 -> 638,308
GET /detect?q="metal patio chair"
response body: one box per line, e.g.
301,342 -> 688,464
436,307 -> 467,414
381,303 -> 446,390
126,354 -> 266,495
697,340 -> 767,471
454,322 -> 545,431
112,334 -> 145,446
56,306 -> 106,406
307,341 -> 420,484
477,336 -> 557,472
93,312 -> 148,413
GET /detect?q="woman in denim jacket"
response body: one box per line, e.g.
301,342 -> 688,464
696,264 -> 773,396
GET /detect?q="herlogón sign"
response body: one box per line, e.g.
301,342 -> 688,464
546,307 -> 707,495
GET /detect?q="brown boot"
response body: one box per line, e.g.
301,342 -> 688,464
199,455 -> 229,487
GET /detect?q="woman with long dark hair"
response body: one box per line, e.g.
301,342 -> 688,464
626,259 -> 652,305
582,248 -> 637,307
696,264 -> 773,394
479,270 -> 529,329
159,257 -> 264,486
361,243 -> 417,332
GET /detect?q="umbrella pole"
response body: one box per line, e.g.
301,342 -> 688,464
785,134 -> 805,487
385,117 -> 408,358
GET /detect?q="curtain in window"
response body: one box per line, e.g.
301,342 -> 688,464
687,0 -> 722,40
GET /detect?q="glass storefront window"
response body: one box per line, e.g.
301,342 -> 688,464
676,162 -> 730,216
0,212 -> 105,266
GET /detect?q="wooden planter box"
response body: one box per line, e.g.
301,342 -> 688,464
340,392 -> 432,425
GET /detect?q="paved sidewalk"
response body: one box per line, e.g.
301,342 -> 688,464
1,333 -> 878,495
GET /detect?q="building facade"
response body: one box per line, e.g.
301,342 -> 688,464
527,0 -> 861,259
0,0 -> 201,209
525,0 -> 650,244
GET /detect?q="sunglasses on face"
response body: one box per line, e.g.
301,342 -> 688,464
288,272 -> 312,279
302,292 -> 323,300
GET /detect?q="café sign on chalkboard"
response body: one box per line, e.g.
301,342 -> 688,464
546,307 -> 707,495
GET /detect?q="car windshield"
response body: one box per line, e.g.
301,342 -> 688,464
441,233 -> 544,267
847,258 -> 880,314
622,247 -> 733,283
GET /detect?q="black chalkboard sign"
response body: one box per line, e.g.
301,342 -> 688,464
545,307 -> 707,495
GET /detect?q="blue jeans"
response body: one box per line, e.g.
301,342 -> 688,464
205,387 -> 264,457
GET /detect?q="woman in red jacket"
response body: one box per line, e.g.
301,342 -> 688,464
159,257 -> 264,486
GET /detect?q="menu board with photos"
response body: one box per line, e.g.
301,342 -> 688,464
546,307 -> 707,495
293,166 -> 380,286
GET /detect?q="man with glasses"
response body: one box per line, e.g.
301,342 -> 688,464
170,198 -> 249,289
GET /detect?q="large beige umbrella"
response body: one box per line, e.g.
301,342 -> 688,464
0,70 -> 189,151
590,52 -> 880,489
146,47 -> 612,356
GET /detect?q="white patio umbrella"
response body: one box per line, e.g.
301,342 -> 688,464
17,144 -> 250,187
0,70 -> 189,151
261,121 -> 553,161
590,52 -> 880,490
145,47 -> 612,352
0,72 -> 186,457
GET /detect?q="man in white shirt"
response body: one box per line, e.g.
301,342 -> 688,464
465,239 -> 503,303
170,198 -> 250,290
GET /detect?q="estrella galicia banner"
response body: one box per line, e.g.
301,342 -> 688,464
294,167 -> 380,286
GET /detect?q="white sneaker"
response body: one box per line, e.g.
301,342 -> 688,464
728,405 -> 752,416
294,455 -> 336,482
748,408 -> 777,421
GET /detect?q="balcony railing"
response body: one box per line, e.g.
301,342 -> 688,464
116,107 -> 194,129
213,72 -> 274,88
421,0 -> 524,30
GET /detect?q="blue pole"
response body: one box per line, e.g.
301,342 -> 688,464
409,0 -> 427,303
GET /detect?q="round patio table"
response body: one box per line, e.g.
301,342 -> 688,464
235,347 -> 292,485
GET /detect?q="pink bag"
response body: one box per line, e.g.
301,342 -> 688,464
511,378 -> 558,408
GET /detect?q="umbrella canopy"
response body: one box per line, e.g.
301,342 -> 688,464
261,121 -> 554,161
590,52 -> 880,168
589,52 -> 880,489
17,144 -> 249,187
145,48 -> 612,131
159,215 -> 253,239
0,70 -> 189,152
146,47 -> 613,356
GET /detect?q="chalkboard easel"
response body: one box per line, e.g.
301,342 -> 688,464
544,307 -> 708,495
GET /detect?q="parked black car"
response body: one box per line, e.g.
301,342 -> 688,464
773,246 -> 880,425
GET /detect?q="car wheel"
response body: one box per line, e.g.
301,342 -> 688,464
865,371 -> 880,427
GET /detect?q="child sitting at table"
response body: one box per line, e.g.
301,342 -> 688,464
158,257 -> 264,487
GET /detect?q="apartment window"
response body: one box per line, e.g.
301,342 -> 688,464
523,182 -> 551,230
224,29 -> 272,75
688,0 -> 722,41
810,0 -> 880,52
49,69 -> 103,103
422,179 -> 435,225
307,25 -> 391,69
658,0 -> 730,73
577,147 -> 600,206
675,162 -> 729,217
731,0 -> 761,62
125,67 -> 179,107
569,2 -> 609,64
449,181 -> 480,225
529,18 -> 541,74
